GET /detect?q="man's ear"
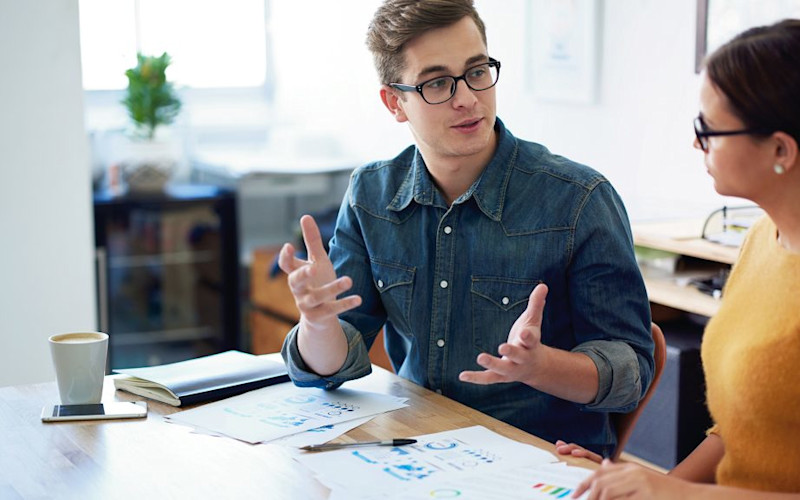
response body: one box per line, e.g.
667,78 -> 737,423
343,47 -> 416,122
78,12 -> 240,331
380,86 -> 408,123
773,131 -> 798,174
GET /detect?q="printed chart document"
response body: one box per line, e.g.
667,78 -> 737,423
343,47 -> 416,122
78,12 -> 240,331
166,384 -> 408,444
372,461 -> 593,500
297,425 -> 559,498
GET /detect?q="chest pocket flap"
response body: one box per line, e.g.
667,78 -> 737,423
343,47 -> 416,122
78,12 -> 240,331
471,277 -> 540,352
471,277 -> 538,310
370,259 -> 415,326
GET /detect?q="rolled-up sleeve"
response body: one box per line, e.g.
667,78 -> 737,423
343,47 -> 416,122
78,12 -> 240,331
281,319 -> 372,390
574,339 -> 642,410
567,181 -> 654,414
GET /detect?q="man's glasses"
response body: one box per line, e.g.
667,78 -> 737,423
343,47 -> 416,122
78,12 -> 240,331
389,58 -> 501,105
693,115 -> 770,152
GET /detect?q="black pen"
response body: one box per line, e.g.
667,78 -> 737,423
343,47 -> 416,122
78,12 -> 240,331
300,438 -> 417,452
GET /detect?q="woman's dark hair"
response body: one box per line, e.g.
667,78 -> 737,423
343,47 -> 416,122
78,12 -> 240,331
704,19 -> 800,146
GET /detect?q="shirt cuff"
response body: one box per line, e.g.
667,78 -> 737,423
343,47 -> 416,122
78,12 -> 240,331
573,339 -> 642,412
280,319 -> 372,390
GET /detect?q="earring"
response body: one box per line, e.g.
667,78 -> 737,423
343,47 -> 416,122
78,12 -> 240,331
774,164 -> 786,175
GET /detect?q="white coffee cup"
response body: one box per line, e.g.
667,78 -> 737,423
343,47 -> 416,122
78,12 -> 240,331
49,332 -> 109,405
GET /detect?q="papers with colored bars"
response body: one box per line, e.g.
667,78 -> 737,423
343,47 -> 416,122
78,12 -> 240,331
296,425 -> 561,498
370,461 -> 593,500
165,384 -> 408,444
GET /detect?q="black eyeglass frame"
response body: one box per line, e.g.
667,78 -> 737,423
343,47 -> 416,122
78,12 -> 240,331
693,115 -> 771,152
388,57 -> 501,105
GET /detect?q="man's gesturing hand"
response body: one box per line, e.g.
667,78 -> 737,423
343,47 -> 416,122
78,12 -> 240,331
277,215 -> 361,331
458,283 -> 549,386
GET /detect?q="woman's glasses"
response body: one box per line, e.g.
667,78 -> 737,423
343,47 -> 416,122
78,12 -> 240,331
693,115 -> 771,152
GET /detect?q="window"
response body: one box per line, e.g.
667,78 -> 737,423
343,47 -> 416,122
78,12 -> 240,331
78,0 -> 269,90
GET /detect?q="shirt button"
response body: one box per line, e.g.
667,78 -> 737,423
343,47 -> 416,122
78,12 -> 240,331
444,226 -> 452,234
436,339 -> 445,348
440,280 -> 448,289
377,279 -> 384,288
502,296 -> 510,305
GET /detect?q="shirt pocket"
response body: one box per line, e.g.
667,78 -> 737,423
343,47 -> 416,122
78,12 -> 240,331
470,277 -> 540,354
370,259 -> 415,331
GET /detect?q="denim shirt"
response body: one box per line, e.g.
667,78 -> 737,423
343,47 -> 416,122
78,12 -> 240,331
282,118 -> 654,455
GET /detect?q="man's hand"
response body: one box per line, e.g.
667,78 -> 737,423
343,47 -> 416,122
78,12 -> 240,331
278,215 -> 361,376
458,283 -> 549,386
278,215 -> 362,330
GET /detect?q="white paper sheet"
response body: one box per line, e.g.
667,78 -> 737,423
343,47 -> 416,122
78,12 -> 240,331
272,415 -> 375,448
165,384 -> 408,444
328,461 -> 592,500
297,425 -> 558,497
383,461 -> 593,500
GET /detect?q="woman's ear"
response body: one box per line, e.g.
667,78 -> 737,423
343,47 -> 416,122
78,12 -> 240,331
380,86 -> 408,123
773,131 -> 798,174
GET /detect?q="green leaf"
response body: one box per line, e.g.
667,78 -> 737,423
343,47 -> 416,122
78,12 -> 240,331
121,52 -> 182,139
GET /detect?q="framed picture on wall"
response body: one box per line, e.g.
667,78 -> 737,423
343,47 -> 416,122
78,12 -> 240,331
695,0 -> 800,72
526,0 -> 600,104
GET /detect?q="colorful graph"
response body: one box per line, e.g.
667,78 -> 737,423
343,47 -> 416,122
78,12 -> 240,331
532,483 -> 573,498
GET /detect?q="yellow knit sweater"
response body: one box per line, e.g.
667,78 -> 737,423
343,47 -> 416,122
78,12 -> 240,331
702,216 -> 800,492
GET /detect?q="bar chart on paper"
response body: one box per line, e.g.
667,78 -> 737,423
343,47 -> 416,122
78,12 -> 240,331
396,462 -> 592,500
531,482 -> 576,499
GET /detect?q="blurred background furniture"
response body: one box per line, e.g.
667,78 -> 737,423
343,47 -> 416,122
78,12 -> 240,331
94,184 -> 239,369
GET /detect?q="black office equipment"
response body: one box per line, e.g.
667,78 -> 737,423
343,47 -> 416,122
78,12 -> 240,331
93,184 -> 239,369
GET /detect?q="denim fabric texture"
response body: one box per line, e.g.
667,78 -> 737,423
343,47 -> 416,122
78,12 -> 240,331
282,118 -> 654,455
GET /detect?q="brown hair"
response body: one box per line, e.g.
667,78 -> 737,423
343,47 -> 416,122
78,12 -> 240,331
704,19 -> 800,145
366,0 -> 487,85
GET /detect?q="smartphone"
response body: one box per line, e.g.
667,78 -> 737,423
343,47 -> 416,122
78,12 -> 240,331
41,401 -> 147,422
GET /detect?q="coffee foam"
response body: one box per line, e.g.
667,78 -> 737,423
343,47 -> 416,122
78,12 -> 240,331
50,333 -> 107,344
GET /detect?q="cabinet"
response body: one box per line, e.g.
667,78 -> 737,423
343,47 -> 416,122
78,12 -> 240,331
248,246 -> 393,372
626,219 -> 739,469
94,185 -> 239,369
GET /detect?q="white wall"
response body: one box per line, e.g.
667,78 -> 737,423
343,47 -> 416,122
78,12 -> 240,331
0,0 -> 96,386
481,0 -> 736,220
269,0 -> 740,221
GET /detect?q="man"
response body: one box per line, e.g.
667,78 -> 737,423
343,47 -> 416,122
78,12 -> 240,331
279,0 -> 653,456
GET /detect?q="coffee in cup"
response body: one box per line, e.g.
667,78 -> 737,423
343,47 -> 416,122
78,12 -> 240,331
49,332 -> 109,405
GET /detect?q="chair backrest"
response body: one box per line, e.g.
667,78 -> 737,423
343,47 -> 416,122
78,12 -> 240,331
611,322 -> 667,460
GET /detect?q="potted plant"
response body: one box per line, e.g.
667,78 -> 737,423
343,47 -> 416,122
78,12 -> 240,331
123,52 -> 181,140
119,52 -> 182,192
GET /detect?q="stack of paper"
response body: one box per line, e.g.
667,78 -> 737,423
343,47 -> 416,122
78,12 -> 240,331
165,384 -> 408,445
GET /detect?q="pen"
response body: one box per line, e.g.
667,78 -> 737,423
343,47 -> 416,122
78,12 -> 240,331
300,438 -> 417,452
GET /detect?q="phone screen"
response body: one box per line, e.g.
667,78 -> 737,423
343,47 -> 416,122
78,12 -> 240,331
42,402 -> 147,422
53,404 -> 108,417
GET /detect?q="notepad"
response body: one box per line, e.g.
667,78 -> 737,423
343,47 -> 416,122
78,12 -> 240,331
113,350 -> 290,406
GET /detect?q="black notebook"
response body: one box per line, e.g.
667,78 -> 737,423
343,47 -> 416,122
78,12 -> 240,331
113,350 -> 290,407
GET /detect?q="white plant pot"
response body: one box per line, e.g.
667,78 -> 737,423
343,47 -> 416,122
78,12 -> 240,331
119,133 -> 180,193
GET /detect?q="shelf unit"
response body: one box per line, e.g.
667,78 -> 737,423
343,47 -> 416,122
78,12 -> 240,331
633,219 -> 738,317
94,185 -> 239,369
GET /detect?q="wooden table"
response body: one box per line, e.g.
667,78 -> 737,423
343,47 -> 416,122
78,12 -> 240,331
0,365 -> 596,499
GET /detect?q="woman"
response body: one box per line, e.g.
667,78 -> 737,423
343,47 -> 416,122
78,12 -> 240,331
557,19 -> 800,499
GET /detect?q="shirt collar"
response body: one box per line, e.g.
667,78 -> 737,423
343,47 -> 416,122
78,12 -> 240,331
388,117 -> 517,221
